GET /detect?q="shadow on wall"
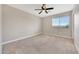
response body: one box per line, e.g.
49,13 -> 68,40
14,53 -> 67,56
73,4 -> 79,53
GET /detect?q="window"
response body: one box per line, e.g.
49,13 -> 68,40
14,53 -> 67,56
52,16 -> 70,27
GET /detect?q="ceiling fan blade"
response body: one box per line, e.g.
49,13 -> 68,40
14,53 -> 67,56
35,9 -> 42,10
46,8 -> 54,10
45,10 -> 48,14
39,10 -> 42,14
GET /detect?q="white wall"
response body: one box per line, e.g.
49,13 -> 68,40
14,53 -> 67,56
73,4 -> 79,52
0,4 -> 2,53
2,5 -> 42,42
42,11 -> 73,38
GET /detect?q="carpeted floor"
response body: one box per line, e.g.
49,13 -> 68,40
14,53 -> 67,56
2,34 -> 78,54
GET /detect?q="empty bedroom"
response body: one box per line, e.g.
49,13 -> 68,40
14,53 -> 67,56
0,4 -> 79,54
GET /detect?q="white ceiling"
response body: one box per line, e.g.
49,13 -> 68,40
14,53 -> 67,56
8,4 -> 74,18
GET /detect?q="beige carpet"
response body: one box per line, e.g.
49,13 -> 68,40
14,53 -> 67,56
2,34 -> 78,54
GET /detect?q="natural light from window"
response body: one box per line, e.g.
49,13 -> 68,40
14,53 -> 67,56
52,16 -> 70,27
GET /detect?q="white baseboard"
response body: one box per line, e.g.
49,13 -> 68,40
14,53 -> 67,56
44,33 -> 73,39
53,34 -> 73,39
1,32 -> 41,45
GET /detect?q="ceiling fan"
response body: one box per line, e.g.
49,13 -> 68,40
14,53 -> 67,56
35,4 -> 54,14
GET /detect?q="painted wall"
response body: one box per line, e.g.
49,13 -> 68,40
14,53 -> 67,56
42,11 -> 73,38
73,4 -> 79,52
0,4 -> 2,53
2,5 -> 42,42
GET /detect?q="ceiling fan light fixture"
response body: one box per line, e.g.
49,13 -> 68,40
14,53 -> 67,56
35,4 -> 54,14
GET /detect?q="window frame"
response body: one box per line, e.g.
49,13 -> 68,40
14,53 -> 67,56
52,15 -> 70,28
